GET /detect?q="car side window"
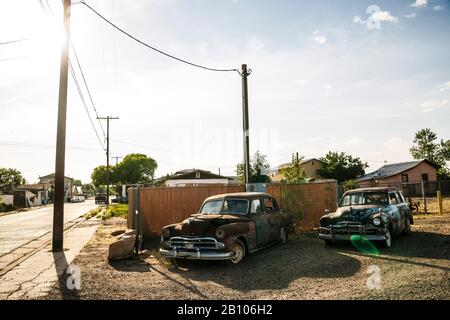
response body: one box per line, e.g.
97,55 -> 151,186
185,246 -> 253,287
263,197 -> 276,213
398,191 -> 406,204
389,192 -> 398,205
250,199 -> 263,214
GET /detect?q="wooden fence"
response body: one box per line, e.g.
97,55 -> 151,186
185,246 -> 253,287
128,181 -> 338,237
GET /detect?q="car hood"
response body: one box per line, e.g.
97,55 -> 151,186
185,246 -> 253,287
321,205 -> 386,225
177,214 -> 250,236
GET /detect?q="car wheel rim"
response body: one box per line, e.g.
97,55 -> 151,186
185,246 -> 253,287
231,243 -> 244,264
280,228 -> 287,243
385,230 -> 391,247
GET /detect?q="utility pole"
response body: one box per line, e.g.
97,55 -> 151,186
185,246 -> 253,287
52,0 -> 71,252
241,64 -> 251,188
97,116 -> 119,206
112,156 -> 122,165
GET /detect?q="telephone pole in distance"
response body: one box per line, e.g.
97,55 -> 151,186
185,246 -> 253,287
97,116 -> 119,206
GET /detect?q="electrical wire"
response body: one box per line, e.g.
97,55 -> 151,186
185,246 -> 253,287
0,38 -> 30,46
68,59 -> 106,151
79,1 -> 240,73
0,140 -> 98,151
70,41 -> 106,139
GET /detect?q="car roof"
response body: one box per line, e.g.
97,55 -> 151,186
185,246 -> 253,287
204,192 -> 272,201
344,187 -> 399,194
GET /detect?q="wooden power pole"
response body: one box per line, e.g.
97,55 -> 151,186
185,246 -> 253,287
52,0 -> 71,252
97,116 -> 119,206
241,64 -> 251,187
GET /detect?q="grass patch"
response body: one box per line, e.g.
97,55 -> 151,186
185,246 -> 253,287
103,204 -> 128,220
84,207 -> 103,219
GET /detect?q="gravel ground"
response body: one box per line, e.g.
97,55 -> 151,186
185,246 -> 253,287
43,214 -> 449,300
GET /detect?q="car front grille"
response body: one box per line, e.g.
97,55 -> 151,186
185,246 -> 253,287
168,236 -> 224,249
321,223 -> 383,236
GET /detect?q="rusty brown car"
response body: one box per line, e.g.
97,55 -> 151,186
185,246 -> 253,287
159,192 -> 295,264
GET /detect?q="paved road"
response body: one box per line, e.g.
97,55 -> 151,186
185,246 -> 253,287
0,200 -> 98,256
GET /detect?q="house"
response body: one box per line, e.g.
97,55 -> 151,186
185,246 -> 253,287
155,169 -> 234,187
356,159 -> 438,188
38,173 -> 74,200
268,158 -> 324,182
15,183 -> 49,206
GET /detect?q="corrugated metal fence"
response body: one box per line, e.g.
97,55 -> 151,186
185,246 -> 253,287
129,181 -> 338,237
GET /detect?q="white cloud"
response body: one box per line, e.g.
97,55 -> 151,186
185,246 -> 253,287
410,0 -> 427,8
371,11 -> 398,23
247,36 -> 264,52
433,5 -> 444,11
313,30 -> 320,35
313,35 -> 327,45
421,99 -> 448,112
436,81 -> 450,92
352,16 -> 366,24
404,13 -> 417,18
324,84 -> 332,90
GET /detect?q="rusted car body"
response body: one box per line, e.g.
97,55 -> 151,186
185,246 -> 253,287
159,192 -> 295,264
319,187 -> 413,248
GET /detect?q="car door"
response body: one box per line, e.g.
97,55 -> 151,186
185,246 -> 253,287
250,198 -> 271,247
395,191 -> 410,231
263,197 -> 283,242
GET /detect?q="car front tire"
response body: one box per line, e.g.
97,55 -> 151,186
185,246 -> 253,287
280,227 -> 288,244
229,239 -> 246,264
380,227 -> 392,248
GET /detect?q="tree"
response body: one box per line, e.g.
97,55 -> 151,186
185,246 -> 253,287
236,151 -> 271,183
81,183 -> 96,194
409,128 -> 450,179
0,167 -> 24,186
113,153 -> 158,184
73,179 -> 82,186
280,153 -> 307,183
91,165 -> 110,188
318,151 -> 368,183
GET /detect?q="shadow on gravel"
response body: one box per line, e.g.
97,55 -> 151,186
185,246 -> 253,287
156,236 -> 362,292
337,231 -> 450,272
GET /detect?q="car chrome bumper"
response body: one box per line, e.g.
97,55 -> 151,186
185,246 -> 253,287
318,233 -> 387,241
159,248 -> 233,260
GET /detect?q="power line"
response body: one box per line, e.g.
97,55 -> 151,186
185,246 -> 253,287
70,40 -> 106,139
68,59 -> 106,151
0,38 -> 30,46
0,139 -> 98,151
79,1 -> 240,73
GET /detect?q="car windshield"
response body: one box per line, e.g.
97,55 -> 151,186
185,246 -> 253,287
199,199 -> 249,215
339,192 -> 388,207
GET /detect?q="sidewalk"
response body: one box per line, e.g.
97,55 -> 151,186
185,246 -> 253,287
0,219 -> 100,299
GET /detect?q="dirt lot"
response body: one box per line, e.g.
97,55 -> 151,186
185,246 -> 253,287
43,214 -> 449,300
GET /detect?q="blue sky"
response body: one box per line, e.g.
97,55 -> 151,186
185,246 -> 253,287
0,0 -> 449,183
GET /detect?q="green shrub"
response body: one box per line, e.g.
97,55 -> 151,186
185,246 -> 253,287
0,203 -> 15,213
105,204 -> 128,219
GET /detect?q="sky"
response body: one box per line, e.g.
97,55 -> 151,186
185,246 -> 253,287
0,0 -> 449,183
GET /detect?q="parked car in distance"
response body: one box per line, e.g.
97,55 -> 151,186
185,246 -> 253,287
319,187 -> 413,248
95,193 -> 108,204
160,192 -> 295,264
70,195 -> 85,203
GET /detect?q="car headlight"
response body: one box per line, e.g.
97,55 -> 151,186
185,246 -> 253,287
372,218 -> 381,226
162,228 -> 170,238
216,228 -> 225,239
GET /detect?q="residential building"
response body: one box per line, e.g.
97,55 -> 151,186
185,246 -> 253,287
38,173 -> 74,200
155,169 -> 234,187
355,159 -> 438,187
268,158 -> 324,182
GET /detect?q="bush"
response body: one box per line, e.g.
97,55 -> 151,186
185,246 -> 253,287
104,204 -> 128,219
0,203 -> 15,213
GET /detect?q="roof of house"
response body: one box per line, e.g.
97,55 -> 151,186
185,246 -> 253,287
156,169 -> 234,182
356,159 -> 438,182
39,173 -> 74,180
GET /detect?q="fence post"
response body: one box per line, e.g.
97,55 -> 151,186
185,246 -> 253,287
134,186 -> 142,253
421,180 -> 427,214
437,190 -> 443,215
